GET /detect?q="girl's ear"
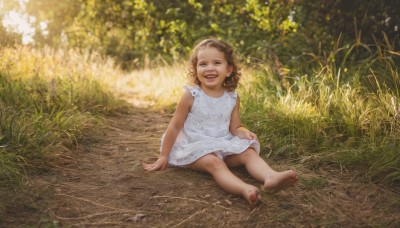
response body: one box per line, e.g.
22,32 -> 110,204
227,65 -> 234,77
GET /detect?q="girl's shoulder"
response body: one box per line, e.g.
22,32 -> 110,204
184,85 -> 201,97
226,90 -> 238,99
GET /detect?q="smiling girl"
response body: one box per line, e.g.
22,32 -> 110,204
144,38 -> 298,205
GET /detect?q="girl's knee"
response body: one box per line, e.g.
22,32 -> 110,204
224,148 -> 257,167
241,148 -> 258,158
202,155 -> 227,172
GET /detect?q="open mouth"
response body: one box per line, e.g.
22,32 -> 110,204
205,75 -> 217,79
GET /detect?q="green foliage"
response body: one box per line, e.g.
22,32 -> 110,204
3,0 -> 399,73
18,0 -> 295,69
282,0 -> 400,81
294,0 -> 400,47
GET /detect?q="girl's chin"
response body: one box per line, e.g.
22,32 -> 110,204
202,84 -> 224,91
204,81 -> 220,87
205,79 -> 217,84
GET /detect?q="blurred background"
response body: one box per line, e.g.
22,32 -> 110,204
1,0 -> 399,70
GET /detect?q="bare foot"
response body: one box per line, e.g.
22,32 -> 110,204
262,170 -> 298,193
243,186 -> 261,205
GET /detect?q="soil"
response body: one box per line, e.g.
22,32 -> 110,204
1,101 -> 400,227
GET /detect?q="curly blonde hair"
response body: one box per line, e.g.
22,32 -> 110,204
187,38 -> 242,92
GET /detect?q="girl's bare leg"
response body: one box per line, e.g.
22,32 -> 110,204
188,153 -> 261,204
225,148 -> 298,192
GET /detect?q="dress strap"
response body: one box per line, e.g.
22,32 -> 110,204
184,85 -> 201,97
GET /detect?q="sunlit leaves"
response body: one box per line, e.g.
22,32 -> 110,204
4,0 -> 397,70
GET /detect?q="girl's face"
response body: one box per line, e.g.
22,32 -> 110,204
196,47 -> 233,91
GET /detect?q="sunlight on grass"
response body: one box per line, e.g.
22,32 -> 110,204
118,62 -> 188,109
0,46 -> 124,191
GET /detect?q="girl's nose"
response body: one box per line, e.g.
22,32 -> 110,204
206,65 -> 215,71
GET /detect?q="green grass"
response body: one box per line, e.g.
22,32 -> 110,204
0,46 -> 125,191
239,40 -> 400,185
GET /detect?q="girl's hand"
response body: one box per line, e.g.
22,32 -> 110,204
239,129 -> 258,141
245,131 -> 257,141
143,155 -> 168,171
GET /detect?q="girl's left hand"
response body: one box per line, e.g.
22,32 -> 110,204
240,130 -> 257,141
245,131 -> 257,141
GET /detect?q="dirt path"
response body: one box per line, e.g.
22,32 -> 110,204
2,103 -> 400,227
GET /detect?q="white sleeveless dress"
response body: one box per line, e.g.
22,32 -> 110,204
161,85 -> 260,166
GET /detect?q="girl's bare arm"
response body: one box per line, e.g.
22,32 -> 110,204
144,90 -> 193,171
229,95 -> 257,140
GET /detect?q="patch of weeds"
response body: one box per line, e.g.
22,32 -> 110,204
272,211 -> 291,223
301,177 -> 328,190
38,220 -> 61,228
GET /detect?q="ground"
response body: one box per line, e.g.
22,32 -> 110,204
1,103 -> 400,227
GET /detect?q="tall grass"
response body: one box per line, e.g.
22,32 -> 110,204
0,46 -> 124,190
240,37 -> 400,185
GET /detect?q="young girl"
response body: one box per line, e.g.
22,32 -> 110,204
144,38 -> 298,204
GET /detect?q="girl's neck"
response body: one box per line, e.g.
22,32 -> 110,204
200,85 -> 225,98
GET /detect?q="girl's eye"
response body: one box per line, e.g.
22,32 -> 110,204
199,63 -> 206,67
